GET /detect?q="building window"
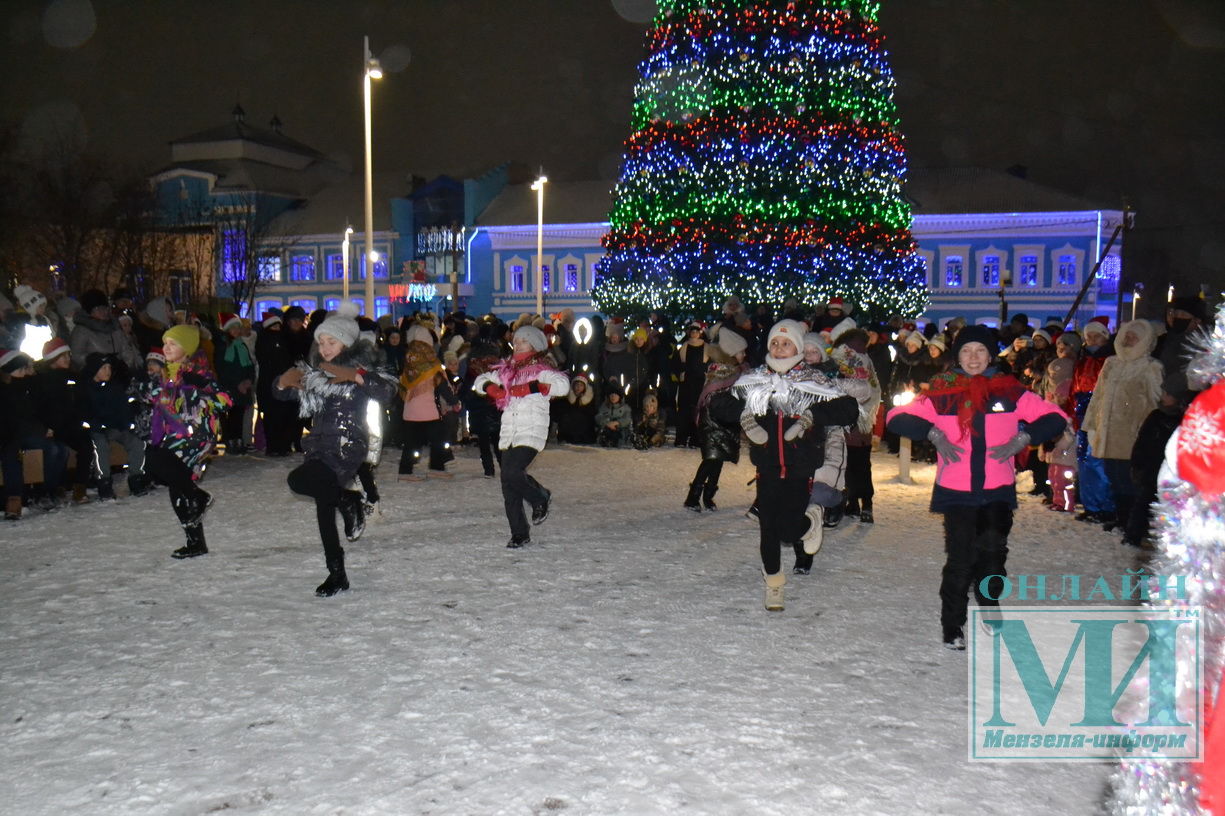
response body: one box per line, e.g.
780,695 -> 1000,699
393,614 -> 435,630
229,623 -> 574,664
510,264 -> 525,293
255,299 -> 282,320
1019,255 -> 1039,287
169,270 -> 192,305
375,297 -> 391,318
944,255 -> 963,288
238,301 -> 250,318
326,254 -> 345,281
541,265 -> 551,292
981,255 -> 1001,287
258,253 -> 282,283
359,255 -> 388,280
1099,255 -> 1120,295
289,252 -> 316,282
324,297 -> 341,312
349,298 -> 365,315
565,263 -> 579,292
290,297 -> 317,312
221,230 -> 246,279
1057,254 -> 1078,286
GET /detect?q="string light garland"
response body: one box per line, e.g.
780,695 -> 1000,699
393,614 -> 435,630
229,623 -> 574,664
593,0 -> 928,322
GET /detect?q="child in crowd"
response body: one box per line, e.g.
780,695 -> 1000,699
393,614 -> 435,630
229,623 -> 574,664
141,325 -> 230,559
685,328 -> 748,512
633,393 -> 666,449
595,386 -> 633,448
554,375 -> 597,445
276,304 -> 396,596
80,352 -> 146,500
474,325 -> 570,548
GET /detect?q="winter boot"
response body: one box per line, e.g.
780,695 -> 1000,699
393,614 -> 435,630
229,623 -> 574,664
801,505 -> 824,555
763,570 -> 786,612
316,553 -> 349,597
72,483 -> 90,504
792,542 -> 813,575
942,625 -> 966,651
97,479 -> 116,502
822,504 -> 843,528
4,495 -> 21,521
859,501 -> 874,524
171,523 -> 208,559
844,498 -> 860,519
683,482 -> 703,512
701,483 -> 718,511
507,534 -> 530,549
338,490 -> 366,542
531,488 -> 552,525
127,473 -> 151,497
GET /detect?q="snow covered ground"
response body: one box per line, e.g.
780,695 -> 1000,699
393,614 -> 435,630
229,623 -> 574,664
2,445 -> 1141,815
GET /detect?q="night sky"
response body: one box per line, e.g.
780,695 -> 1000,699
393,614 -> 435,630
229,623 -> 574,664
3,0 -> 1223,299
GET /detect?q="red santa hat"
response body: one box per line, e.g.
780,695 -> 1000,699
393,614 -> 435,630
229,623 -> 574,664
826,296 -> 854,314
218,312 -> 243,333
262,311 -> 283,328
0,348 -> 24,369
1083,316 -> 1111,340
42,337 -> 70,362
146,347 -> 166,366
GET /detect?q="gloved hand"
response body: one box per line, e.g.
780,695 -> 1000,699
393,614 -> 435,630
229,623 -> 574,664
927,426 -> 965,463
484,383 -> 506,401
741,411 -> 768,445
321,362 -> 361,383
988,431 -> 1031,463
782,409 -> 813,442
508,381 -> 552,398
277,368 -> 304,390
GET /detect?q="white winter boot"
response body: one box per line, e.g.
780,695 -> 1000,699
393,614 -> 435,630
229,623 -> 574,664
763,570 -> 786,612
802,506 -> 824,555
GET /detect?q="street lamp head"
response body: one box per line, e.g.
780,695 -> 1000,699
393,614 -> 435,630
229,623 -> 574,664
368,250 -> 379,262
366,59 -> 383,79
531,176 -> 548,191
345,226 -> 354,237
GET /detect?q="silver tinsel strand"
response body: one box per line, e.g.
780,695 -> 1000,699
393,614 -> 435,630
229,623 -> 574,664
1107,308 -> 1225,815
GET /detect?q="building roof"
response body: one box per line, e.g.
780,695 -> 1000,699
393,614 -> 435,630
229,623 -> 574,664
906,167 -> 1114,214
152,158 -> 345,199
475,180 -> 615,227
267,171 -> 408,236
473,168 -> 1115,228
170,119 -> 325,160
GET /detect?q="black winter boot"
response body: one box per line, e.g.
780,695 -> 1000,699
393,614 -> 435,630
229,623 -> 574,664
338,490 -> 366,542
859,501 -> 874,524
316,554 -> 349,597
172,488 -> 213,528
172,523 -> 208,559
701,483 -> 718,511
683,482 -> 702,512
531,487 -> 552,525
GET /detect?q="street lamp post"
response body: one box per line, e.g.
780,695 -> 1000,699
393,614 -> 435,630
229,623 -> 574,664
341,225 -> 353,301
363,35 -> 383,316
530,172 -> 547,316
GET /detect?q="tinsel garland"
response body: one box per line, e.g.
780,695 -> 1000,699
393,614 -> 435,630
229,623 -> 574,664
1107,304 -> 1225,815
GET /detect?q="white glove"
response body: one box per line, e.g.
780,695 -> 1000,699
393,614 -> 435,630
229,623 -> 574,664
741,411 -> 768,445
988,431 -> 1031,463
927,426 -> 965,463
783,410 -> 813,442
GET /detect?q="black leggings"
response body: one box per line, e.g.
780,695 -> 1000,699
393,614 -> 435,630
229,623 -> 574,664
287,459 -> 343,563
845,444 -> 874,506
691,458 -> 724,491
399,420 -> 447,473
940,502 -> 1013,630
756,473 -> 812,576
500,446 -> 547,539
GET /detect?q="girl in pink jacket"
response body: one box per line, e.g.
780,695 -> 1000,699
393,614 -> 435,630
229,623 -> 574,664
886,325 -> 1067,650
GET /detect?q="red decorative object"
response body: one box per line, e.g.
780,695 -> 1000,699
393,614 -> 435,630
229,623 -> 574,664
1177,380 -> 1225,497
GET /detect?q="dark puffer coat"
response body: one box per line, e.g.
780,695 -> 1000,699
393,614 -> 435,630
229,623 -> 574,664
698,388 -> 744,463
274,340 -> 396,483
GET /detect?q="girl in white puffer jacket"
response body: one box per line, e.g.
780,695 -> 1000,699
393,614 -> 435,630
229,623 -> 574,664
473,326 -> 570,548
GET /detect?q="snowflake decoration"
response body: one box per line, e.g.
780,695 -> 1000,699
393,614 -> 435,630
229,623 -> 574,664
1179,402 -> 1225,457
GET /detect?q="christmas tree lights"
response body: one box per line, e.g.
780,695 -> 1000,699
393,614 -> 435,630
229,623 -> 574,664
593,0 -> 928,322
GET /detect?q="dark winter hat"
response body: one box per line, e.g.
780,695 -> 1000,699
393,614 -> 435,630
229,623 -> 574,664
951,324 -> 998,358
1170,295 -> 1207,323
80,288 -> 109,314
283,305 -> 307,322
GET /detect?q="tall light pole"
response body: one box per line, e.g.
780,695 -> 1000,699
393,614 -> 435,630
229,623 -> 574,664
341,225 -> 353,301
363,35 -> 383,316
530,172 -> 547,316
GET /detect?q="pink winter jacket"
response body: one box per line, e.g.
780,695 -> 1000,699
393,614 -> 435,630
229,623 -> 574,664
887,371 -> 1067,510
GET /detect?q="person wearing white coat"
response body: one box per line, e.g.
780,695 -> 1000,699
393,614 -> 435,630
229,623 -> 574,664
473,325 -> 570,548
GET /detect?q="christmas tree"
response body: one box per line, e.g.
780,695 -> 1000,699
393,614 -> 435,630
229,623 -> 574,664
593,0 -> 928,323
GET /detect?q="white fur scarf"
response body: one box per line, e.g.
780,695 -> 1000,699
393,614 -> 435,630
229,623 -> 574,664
293,363 -> 359,418
733,368 -> 844,417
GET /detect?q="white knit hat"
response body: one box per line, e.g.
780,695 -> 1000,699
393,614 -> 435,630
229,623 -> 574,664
829,317 -> 858,345
718,328 -> 748,357
314,302 -> 360,347
513,325 -> 548,352
767,319 -> 807,351
13,284 -> 46,314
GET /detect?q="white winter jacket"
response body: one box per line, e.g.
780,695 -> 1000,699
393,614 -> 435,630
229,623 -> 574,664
473,366 -> 570,451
